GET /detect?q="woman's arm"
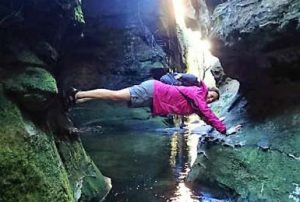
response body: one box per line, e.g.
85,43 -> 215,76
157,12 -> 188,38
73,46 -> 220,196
194,98 -> 227,134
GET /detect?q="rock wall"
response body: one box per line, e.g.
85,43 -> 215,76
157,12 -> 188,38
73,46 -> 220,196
0,65 -> 111,201
1,0 -> 185,201
187,0 -> 300,201
206,0 -> 300,126
0,0 -> 111,201
56,0 -> 184,155
209,0 -> 300,87
58,0 -> 183,91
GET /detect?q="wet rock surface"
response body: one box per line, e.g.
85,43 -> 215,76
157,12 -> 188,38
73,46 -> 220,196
0,66 -> 111,201
188,77 -> 300,201
0,0 -> 112,200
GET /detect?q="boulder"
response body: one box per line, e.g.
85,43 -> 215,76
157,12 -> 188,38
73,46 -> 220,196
1,67 -> 112,201
4,67 -> 57,112
209,0 -> 300,85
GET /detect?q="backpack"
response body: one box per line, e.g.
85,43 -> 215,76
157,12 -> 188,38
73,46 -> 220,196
159,72 -> 201,114
159,73 -> 199,86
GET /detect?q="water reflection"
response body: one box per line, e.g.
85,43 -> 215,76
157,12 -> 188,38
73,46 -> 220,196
81,127 -> 229,202
169,132 -> 200,202
165,131 -> 230,202
171,181 -> 198,202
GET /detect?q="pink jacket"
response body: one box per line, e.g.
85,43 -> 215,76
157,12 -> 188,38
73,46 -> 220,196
152,80 -> 226,134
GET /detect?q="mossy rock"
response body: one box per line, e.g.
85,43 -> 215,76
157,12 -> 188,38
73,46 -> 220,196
4,67 -> 57,94
188,145 -> 300,201
4,67 -> 58,111
56,139 -> 111,201
0,86 -> 111,201
0,88 -> 73,202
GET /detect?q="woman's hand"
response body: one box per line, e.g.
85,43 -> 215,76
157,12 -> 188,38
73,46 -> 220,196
226,124 -> 242,135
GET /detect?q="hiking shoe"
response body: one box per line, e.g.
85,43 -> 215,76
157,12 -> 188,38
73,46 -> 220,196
66,87 -> 79,107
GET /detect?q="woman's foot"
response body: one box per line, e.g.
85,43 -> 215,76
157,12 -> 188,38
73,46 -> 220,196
66,87 -> 79,107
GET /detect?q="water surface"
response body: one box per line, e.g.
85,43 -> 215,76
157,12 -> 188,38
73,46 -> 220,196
81,127 -> 230,202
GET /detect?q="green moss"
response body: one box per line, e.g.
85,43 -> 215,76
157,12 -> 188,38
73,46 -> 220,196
4,67 -> 57,94
74,3 -> 85,23
0,79 -> 111,201
188,145 -> 300,201
0,89 -> 73,202
56,138 -> 111,201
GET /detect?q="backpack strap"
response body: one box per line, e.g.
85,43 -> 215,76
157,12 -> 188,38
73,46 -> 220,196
160,73 -> 199,86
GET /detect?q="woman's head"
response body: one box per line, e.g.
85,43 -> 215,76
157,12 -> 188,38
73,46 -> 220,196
206,87 -> 220,104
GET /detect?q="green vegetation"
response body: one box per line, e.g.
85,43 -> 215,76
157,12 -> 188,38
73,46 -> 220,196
189,144 -> 300,201
0,88 -> 73,202
56,138 -> 111,201
0,65 -> 111,201
74,3 -> 85,23
4,67 -> 57,93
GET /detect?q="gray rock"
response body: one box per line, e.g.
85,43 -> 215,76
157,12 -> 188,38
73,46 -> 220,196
257,139 -> 271,151
208,0 -> 300,86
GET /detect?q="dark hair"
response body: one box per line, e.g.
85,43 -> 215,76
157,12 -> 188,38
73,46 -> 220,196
208,86 -> 220,100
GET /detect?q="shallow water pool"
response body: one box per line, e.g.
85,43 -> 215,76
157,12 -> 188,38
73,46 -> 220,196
81,127 -> 231,202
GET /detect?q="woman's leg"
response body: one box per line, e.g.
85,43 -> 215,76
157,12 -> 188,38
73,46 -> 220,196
75,88 -> 131,103
76,98 -> 95,104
